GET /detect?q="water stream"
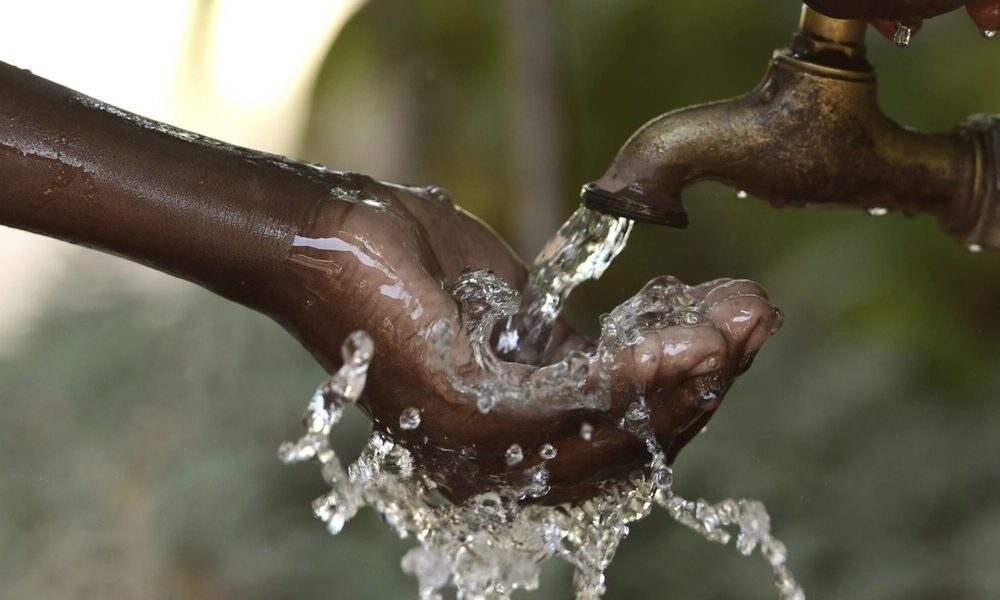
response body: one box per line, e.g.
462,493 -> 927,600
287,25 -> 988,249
498,206 -> 633,365
281,206 -> 803,599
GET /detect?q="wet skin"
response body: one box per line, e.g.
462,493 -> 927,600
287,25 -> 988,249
805,0 -> 1000,33
279,176 -> 782,502
0,61 -> 780,504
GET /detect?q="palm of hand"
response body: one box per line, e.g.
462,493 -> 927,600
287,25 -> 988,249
277,174 -> 781,502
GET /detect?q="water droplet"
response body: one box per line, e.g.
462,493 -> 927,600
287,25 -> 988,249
982,29 -> 997,39
867,207 -> 889,217
699,389 -> 719,407
477,394 -> 499,414
316,448 -> 335,465
566,350 -> 590,381
762,538 -> 787,568
343,330 -> 374,365
539,443 -> 558,460
580,422 -> 594,441
304,405 -> 329,434
893,23 -> 912,47
652,465 -> 673,490
313,492 -> 349,535
423,184 -> 452,204
526,465 -> 550,498
505,444 -> 524,466
969,243 -> 984,253
276,441 -> 299,464
678,308 -> 702,326
496,328 -> 519,354
626,400 -> 650,424
736,190 -> 749,199
399,407 -> 421,430
362,196 -> 390,210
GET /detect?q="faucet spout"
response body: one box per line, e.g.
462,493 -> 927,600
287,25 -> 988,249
584,5 -> 1000,250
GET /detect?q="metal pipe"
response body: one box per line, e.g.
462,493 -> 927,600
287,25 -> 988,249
799,5 -> 866,44
583,5 -> 1000,250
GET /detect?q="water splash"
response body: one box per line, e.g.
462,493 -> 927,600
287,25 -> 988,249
400,407 -> 422,431
281,329 -> 802,599
281,207 -> 802,599
430,269 -> 607,416
500,206 -> 633,365
505,444 -> 524,466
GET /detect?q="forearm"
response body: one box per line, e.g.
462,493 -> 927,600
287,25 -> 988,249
0,60 -> 330,313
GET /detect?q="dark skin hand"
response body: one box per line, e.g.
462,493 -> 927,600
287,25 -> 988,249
0,63 -> 781,505
278,176 -> 782,502
805,0 -> 1000,38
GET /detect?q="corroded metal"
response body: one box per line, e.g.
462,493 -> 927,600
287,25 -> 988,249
584,4 -> 1000,250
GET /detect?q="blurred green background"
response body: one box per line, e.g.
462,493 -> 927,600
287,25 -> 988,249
3,1 -> 1000,598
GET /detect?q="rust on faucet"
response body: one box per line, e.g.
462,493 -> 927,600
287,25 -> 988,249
583,4 -> 1000,250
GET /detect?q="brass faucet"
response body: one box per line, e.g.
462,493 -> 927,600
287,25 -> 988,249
583,4 -> 1000,250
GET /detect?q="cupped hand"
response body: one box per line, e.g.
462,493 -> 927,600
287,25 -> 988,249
277,173 -> 782,502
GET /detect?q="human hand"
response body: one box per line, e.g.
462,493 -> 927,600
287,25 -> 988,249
280,174 -> 783,502
805,0 -> 999,41
0,60 -> 781,504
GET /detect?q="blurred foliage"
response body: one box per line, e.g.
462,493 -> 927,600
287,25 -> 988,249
3,1 -> 1000,598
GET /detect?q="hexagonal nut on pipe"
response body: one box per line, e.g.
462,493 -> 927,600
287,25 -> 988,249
962,114 -> 1000,251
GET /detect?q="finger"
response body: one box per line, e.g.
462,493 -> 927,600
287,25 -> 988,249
702,278 -> 771,307
805,0 -> 964,20
591,279 -> 780,395
690,277 -> 734,302
705,284 -> 783,358
968,0 -> 1000,34
584,323 -> 726,409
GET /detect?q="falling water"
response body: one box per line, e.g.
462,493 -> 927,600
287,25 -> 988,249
893,22 -> 913,48
281,206 -> 803,599
498,206 -> 633,365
